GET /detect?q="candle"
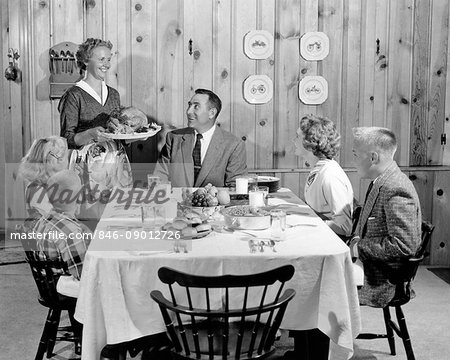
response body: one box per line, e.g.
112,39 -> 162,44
235,177 -> 248,194
249,191 -> 265,207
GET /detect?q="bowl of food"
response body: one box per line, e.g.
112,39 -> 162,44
180,184 -> 230,219
221,205 -> 271,230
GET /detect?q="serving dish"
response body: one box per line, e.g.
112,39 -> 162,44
103,126 -> 161,140
221,205 -> 271,230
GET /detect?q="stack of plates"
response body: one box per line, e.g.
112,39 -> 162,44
256,176 -> 280,193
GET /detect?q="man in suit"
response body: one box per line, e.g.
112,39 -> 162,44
350,127 -> 421,307
153,88 -> 247,187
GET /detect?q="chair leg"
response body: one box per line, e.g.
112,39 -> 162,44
46,309 -> 62,358
395,305 -> 415,360
68,308 -> 82,355
382,307 -> 396,355
35,309 -> 54,360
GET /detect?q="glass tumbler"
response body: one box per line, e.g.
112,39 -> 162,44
270,210 -> 286,241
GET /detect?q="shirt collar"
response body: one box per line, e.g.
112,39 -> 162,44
195,124 -> 216,142
76,79 -> 108,106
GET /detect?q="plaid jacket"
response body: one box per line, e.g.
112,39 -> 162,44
33,209 -> 92,280
356,162 -> 421,307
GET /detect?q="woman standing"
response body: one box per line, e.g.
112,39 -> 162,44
58,38 -> 132,222
296,115 -> 354,237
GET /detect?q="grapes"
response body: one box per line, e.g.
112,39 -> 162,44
185,185 -> 227,207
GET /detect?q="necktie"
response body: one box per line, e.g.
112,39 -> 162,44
364,180 -> 374,203
193,133 -> 203,183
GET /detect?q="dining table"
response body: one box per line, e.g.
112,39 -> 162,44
74,187 -> 361,360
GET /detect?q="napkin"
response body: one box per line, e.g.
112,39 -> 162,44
352,259 -> 364,286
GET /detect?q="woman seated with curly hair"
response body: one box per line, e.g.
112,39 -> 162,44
296,115 -> 354,237
18,136 -> 69,219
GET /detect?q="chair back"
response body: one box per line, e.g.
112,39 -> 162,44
151,265 -> 296,360
406,221 -> 435,281
416,221 -> 434,259
387,221 -> 434,305
19,226 -> 70,308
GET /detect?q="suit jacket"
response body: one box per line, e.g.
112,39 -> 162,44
153,126 -> 248,187
356,161 -> 421,307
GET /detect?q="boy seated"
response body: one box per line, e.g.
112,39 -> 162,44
33,169 -> 92,297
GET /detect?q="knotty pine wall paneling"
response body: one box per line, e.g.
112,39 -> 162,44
2,0 -> 27,232
431,171 -> 450,266
372,0 -> 389,129
410,0 -> 431,166
274,0 -> 301,172
129,0 -> 158,166
295,0 -> 319,170
320,0 -> 344,139
50,0 -> 85,136
212,0 -> 232,133
386,0 -> 414,166
157,0 -> 184,131
427,0 -> 449,166
255,0 -> 275,170
232,0 -> 257,168
340,0 -> 361,167
11,0 -> 450,169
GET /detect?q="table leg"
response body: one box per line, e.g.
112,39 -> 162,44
283,329 -> 330,360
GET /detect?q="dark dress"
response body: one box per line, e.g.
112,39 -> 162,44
59,85 -> 121,149
58,85 -> 133,223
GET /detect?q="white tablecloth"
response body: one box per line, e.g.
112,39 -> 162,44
75,189 -> 361,360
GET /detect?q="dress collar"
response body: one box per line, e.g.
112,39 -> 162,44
76,79 -> 108,106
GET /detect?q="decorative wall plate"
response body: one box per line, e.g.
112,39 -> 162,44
299,76 -> 328,104
243,75 -> 273,104
300,32 -> 330,61
244,30 -> 274,59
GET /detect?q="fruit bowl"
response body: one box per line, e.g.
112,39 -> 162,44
178,203 -> 224,220
221,205 -> 271,230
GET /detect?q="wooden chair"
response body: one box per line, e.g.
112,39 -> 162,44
357,221 -> 435,360
20,234 -> 82,360
150,265 -> 296,360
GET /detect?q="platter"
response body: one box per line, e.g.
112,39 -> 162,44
244,30 -> 274,59
103,126 -> 161,140
298,76 -> 328,105
243,75 -> 273,104
300,32 -> 330,61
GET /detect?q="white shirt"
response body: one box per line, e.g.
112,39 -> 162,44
304,159 -> 354,236
76,80 -> 108,106
194,124 -> 216,164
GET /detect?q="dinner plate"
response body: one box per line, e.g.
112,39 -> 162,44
300,32 -> 330,61
243,75 -> 273,104
298,76 -> 328,105
256,176 -> 280,193
244,30 -> 274,59
103,126 -> 161,140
